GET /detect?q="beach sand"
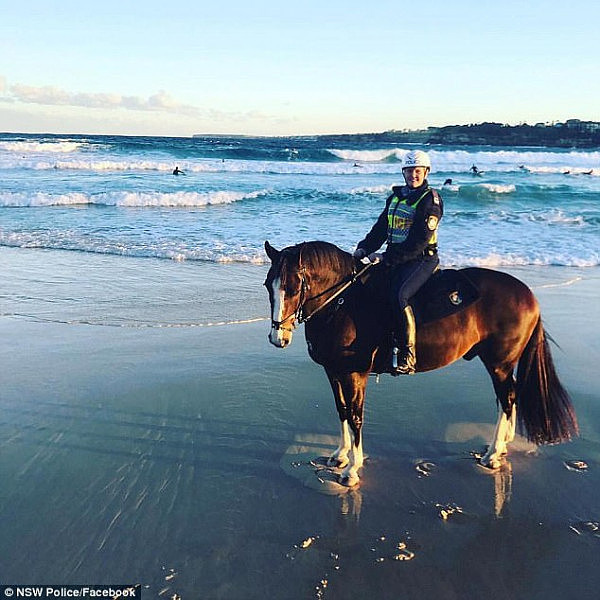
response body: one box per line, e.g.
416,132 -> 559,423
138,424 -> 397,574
1,249 -> 600,599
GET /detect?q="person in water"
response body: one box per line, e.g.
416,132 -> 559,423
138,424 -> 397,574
353,150 -> 443,375
470,164 -> 479,174
172,166 -> 185,175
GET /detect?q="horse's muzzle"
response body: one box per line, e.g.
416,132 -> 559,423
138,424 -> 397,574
268,325 -> 293,348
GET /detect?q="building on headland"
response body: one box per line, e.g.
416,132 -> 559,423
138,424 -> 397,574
409,120 -> 600,148
563,119 -> 600,133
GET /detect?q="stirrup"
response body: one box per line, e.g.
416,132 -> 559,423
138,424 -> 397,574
391,346 -> 416,376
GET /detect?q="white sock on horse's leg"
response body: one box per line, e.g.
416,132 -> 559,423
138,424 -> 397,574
481,406 -> 512,468
329,420 -> 351,468
340,429 -> 363,487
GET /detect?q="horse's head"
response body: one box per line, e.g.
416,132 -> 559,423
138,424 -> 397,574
264,240 -> 307,348
264,240 -> 355,348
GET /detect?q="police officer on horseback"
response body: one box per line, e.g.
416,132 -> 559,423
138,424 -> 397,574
353,150 -> 443,375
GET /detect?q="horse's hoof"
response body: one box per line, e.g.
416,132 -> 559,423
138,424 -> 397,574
339,473 -> 360,487
328,457 -> 349,469
477,457 -> 502,470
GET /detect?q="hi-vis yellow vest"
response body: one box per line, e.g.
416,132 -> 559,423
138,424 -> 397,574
387,188 -> 437,245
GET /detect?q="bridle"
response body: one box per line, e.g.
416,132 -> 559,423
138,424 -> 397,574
270,248 -> 373,333
269,264 -> 309,333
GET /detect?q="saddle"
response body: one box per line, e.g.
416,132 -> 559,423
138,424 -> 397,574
410,268 -> 480,326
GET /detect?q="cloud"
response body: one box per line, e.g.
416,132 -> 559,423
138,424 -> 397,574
2,81 -> 201,117
0,77 -> 293,132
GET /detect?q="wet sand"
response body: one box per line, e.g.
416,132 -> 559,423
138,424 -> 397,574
1,256 -> 600,599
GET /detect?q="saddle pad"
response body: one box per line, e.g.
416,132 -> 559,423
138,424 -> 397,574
411,269 -> 480,325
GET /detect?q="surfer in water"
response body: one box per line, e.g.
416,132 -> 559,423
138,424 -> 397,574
172,166 -> 185,175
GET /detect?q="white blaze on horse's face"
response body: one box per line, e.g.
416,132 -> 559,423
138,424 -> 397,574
268,275 -> 294,348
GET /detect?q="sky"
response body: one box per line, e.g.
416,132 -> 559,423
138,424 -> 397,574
1,0 -> 599,137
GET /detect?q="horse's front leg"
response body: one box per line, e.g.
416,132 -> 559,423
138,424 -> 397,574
326,370 -> 368,486
328,419 -> 352,470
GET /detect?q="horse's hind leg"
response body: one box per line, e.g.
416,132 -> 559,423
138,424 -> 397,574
481,401 -> 516,469
480,359 -> 517,469
325,370 -> 367,486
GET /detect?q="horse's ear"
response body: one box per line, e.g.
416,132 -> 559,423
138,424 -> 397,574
264,240 -> 280,262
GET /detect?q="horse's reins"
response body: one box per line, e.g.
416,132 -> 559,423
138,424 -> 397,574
271,253 -> 374,331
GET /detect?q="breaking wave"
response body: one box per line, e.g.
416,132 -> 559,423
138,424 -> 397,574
0,140 -> 84,153
0,189 -> 267,208
328,148 -> 404,162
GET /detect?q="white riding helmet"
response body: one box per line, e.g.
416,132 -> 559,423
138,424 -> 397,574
402,150 -> 431,171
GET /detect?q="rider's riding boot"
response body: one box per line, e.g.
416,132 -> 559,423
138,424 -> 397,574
391,305 -> 417,376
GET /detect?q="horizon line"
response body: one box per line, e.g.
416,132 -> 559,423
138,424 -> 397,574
1,118 -> 597,140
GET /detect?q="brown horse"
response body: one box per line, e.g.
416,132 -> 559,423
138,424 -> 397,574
264,240 -> 578,486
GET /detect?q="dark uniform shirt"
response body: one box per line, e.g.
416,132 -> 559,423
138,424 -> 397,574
357,181 -> 443,267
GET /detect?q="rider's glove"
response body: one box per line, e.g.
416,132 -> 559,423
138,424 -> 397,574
353,248 -> 367,260
367,252 -> 383,264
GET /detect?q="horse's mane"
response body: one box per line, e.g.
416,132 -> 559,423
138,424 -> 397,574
287,240 -> 353,276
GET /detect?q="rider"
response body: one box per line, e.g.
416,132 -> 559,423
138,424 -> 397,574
353,150 -> 443,375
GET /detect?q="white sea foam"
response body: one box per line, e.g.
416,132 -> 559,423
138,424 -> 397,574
349,184 -> 391,194
2,225 -> 595,266
0,156 -> 386,176
2,148 -> 599,179
330,146 -> 600,173
487,209 -> 589,226
426,148 -> 600,172
328,148 -> 404,162
479,183 -> 516,194
14,316 -> 271,329
523,166 -> 598,176
0,140 -> 83,153
0,189 -> 267,208
350,182 -> 516,196
534,277 -> 583,289
443,250 -> 599,268
441,184 -> 460,192
528,210 -> 587,226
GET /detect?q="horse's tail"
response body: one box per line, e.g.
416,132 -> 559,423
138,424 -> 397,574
516,318 -> 578,444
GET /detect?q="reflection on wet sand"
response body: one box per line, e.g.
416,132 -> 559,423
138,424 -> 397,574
339,488 -> 363,522
492,460 -> 513,518
282,428 -> 518,522
280,432 -> 364,496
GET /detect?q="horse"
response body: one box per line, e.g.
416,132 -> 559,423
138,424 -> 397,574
263,240 -> 578,487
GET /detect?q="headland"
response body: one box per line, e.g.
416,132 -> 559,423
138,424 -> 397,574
317,119 -> 600,149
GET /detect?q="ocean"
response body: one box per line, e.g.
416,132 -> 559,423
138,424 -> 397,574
1,132 -> 598,328
2,133 -> 599,264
